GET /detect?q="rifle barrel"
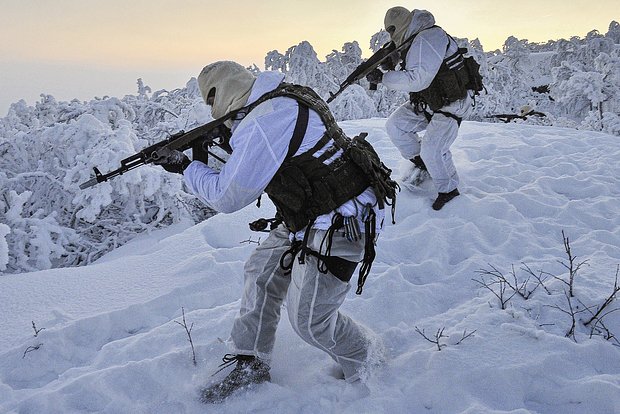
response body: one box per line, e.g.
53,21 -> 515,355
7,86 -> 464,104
325,40 -> 400,102
78,177 -> 100,190
78,118 -> 232,189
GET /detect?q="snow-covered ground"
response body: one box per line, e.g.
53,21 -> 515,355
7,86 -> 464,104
1,119 -> 619,414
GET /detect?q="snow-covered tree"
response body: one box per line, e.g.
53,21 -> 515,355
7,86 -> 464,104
370,30 -> 391,53
265,50 -> 288,73
3,20 -> 620,274
325,41 -> 364,86
0,223 -> 11,272
328,84 -> 378,121
0,79 -> 213,274
606,20 -> 620,44
282,41 -> 336,98
550,32 -> 620,132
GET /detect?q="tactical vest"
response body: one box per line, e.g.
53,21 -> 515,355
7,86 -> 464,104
400,26 -> 483,112
239,83 -> 398,233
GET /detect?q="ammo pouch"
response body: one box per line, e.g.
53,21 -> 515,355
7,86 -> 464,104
411,47 -> 471,111
463,54 -> 484,94
401,26 -> 484,112
265,141 -> 370,233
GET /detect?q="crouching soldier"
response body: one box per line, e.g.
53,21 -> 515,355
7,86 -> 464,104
153,61 -> 398,403
368,7 -> 478,210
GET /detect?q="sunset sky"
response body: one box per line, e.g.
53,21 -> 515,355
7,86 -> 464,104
0,0 -> 616,114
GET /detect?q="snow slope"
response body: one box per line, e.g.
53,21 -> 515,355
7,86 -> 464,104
1,119 -> 619,414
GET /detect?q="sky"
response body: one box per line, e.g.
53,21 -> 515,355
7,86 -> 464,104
0,0 -> 617,115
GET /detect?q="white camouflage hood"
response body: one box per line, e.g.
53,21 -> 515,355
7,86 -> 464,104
384,6 -> 413,46
384,7 -> 436,46
197,61 -> 256,120
406,9 -> 436,39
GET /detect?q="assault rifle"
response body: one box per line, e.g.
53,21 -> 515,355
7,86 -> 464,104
327,40 -> 398,103
486,111 -> 546,124
79,119 -> 232,189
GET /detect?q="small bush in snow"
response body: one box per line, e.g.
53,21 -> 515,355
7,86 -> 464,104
475,231 -> 620,346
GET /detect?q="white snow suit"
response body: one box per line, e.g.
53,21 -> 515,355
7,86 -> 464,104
383,9 -> 473,193
184,71 -> 382,382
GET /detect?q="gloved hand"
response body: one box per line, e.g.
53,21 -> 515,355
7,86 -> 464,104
152,147 -> 191,174
380,50 -> 401,71
366,68 -> 384,89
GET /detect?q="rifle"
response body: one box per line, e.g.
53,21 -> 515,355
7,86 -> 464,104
79,119 -> 232,189
486,111 -> 546,124
327,40 -> 397,103
327,27 -> 463,104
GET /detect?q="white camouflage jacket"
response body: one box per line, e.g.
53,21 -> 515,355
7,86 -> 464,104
183,71 -> 384,239
383,9 -> 460,94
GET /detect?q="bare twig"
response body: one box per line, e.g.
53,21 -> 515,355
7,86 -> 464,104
552,231 -> 589,297
520,263 -> 552,295
31,321 -> 45,337
588,308 -> 620,342
590,310 -> 620,346
415,326 -> 448,351
545,290 -> 588,341
240,237 -> 261,246
23,344 -> 43,359
473,271 -> 517,309
454,330 -> 477,345
583,265 -> 620,326
175,307 -> 197,366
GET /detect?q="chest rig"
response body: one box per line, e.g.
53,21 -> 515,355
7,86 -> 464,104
399,26 -> 483,118
243,83 -> 397,233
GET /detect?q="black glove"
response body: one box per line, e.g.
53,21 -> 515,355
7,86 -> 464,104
380,50 -> 401,71
366,68 -> 384,90
152,147 -> 191,174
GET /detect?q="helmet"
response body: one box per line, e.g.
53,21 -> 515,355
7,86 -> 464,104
197,61 -> 256,119
384,6 -> 413,46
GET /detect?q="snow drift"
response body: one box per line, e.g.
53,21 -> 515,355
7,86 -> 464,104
1,119 -> 619,413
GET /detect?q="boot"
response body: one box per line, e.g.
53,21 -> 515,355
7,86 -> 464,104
432,188 -> 460,210
200,354 -> 271,404
403,156 -> 431,188
411,155 -> 427,171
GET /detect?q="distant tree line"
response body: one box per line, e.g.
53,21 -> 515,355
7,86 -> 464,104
0,21 -> 618,274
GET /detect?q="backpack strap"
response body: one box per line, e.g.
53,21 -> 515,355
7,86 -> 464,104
285,102 -> 309,159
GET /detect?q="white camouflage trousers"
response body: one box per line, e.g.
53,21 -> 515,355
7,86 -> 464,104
229,224 -> 375,382
385,94 -> 473,193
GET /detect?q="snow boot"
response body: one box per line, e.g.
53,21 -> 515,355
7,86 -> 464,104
402,156 -> 431,188
200,354 -> 271,404
432,189 -> 460,210
411,155 -> 427,172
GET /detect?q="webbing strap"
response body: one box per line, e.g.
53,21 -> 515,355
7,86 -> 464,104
434,110 -> 462,126
286,102 -> 309,159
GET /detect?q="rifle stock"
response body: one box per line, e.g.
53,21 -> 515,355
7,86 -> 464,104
79,118 -> 232,189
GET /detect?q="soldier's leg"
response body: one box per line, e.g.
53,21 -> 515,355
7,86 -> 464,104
420,95 -> 473,194
385,102 -> 428,160
286,229 -> 381,382
229,224 -> 292,362
201,224 -> 292,403
420,113 -> 461,193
